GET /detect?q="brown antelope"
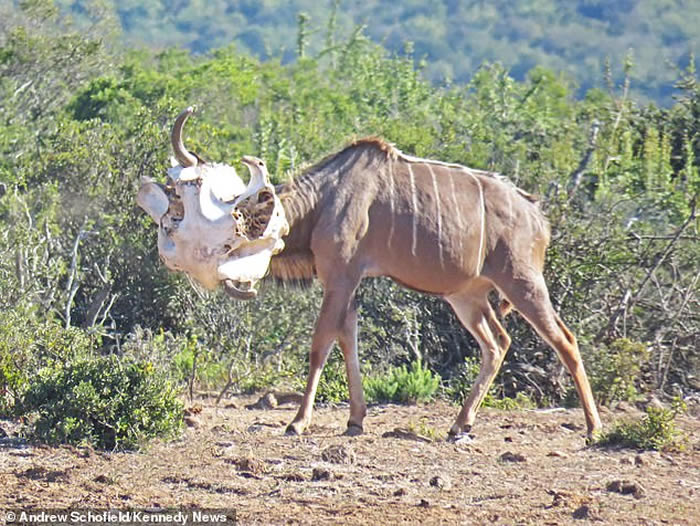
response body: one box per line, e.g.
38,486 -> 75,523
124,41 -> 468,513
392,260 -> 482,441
137,108 -> 602,441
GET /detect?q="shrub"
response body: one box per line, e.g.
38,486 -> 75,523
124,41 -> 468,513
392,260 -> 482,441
315,356 -> 350,404
596,399 -> 687,452
19,355 -> 183,450
290,352 -> 349,404
590,338 -> 650,406
0,308 -> 94,416
446,357 -> 482,404
364,360 -> 440,404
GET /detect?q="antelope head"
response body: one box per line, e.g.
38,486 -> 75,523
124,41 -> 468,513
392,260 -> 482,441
137,107 -> 289,299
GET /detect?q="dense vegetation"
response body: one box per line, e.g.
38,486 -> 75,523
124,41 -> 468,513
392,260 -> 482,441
0,1 -> 698,447
48,0 -> 700,106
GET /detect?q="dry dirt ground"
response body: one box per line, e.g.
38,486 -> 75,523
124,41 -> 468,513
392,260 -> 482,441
1,394 -> 699,525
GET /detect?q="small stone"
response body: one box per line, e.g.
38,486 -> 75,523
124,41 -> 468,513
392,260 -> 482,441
78,446 -> 94,459
279,472 -> 305,482
261,392 -> 278,409
644,396 -> 665,410
234,457 -> 266,475
547,490 -> 568,507
547,450 -> 568,458
245,392 -> 278,410
615,401 -> 636,413
606,479 -> 646,499
429,475 -> 451,490
311,467 -> 332,481
572,504 -> 590,520
184,405 -> 202,416
418,499 -> 430,508
620,457 -> 633,465
634,454 -> 645,466
393,488 -> 407,497
662,454 -> 678,466
500,451 -> 526,463
561,422 -> 583,432
321,445 -> 355,465
184,416 -> 200,428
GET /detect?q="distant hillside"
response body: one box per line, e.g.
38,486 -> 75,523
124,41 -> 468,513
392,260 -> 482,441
55,0 -> 698,105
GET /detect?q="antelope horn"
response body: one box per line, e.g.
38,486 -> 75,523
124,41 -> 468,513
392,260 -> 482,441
171,106 -> 198,167
233,155 -> 271,207
223,279 -> 258,300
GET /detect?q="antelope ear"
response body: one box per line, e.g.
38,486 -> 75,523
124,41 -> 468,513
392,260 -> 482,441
136,179 -> 169,223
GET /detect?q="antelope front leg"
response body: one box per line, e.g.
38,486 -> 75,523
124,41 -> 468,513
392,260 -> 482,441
286,286 -> 352,435
285,336 -> 334,435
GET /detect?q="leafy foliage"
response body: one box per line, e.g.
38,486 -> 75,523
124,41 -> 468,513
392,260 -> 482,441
364,360 -> 440,404
19,354 -> 183,450
596,399 -> 688,451
0,306 -> 94,415
590,338 -> 650,406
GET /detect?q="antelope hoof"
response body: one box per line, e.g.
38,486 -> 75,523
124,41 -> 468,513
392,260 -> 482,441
285,422 -> 306,436
585,429 -> 603,446
447,431 -> 475,444
447,424 -> 473,443
344,424 -> 364,437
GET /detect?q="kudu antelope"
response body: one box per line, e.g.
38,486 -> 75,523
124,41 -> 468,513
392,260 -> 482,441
137,108 -> 602,441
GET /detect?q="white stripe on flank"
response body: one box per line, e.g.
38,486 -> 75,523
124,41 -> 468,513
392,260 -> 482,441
447,169 -> 464,268
507,188 -> 514,225
386,162 -> 396,250
396,148 -> 492,273
407,163 -> 418,257
399,152 -> 468,170
426,164 -> 445,269
399,150 -> 504,184
463,168 -> 486,275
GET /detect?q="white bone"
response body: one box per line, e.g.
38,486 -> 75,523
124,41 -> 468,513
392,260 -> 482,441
136,180 -> 169,223
218,244 -> 276,283
144,158 -> 289,293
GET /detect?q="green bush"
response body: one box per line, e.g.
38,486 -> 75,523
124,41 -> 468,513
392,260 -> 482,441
315,356 -> 350,404
596,399 -> 687,452
364,360 -> 440,404
446,356 -> 485,404
0,308 -> 94,416
19,355 -> 183,450
590,338 -> 650,406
